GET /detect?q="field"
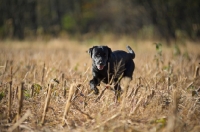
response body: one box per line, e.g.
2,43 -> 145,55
0,36 -> 200,132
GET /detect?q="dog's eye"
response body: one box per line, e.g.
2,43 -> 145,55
103,53 -> 106,57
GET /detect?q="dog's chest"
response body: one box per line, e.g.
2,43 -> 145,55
93,64 -> 125,85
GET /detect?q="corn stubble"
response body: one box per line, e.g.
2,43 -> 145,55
0,40 -> 200,132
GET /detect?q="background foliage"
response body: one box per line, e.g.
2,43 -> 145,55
0,0 -> 200,41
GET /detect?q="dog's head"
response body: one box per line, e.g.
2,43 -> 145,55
88,46 -> 112,70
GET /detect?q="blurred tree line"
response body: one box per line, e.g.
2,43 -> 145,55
0,0 -> 200,41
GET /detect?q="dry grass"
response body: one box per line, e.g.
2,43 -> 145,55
0,37 -> 200,132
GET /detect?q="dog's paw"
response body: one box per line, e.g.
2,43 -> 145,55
94,88 -> 99,95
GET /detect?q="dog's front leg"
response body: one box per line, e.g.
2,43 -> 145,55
89,77 -> 99,95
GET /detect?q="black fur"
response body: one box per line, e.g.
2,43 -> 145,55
88,46 -> 135,94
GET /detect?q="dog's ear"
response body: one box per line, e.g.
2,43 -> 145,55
106,46 -> 112,58
88,47 -> 94,58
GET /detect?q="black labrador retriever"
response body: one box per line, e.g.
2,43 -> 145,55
88,45 -> 135,95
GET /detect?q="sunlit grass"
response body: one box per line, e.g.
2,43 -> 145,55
0,37 -> 200,131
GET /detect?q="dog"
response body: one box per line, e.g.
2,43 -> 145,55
88,45 -> 135,96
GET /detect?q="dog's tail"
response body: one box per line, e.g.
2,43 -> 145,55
126,46 -> 135,59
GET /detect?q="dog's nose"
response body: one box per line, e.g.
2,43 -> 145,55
98,59 -> 102,63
